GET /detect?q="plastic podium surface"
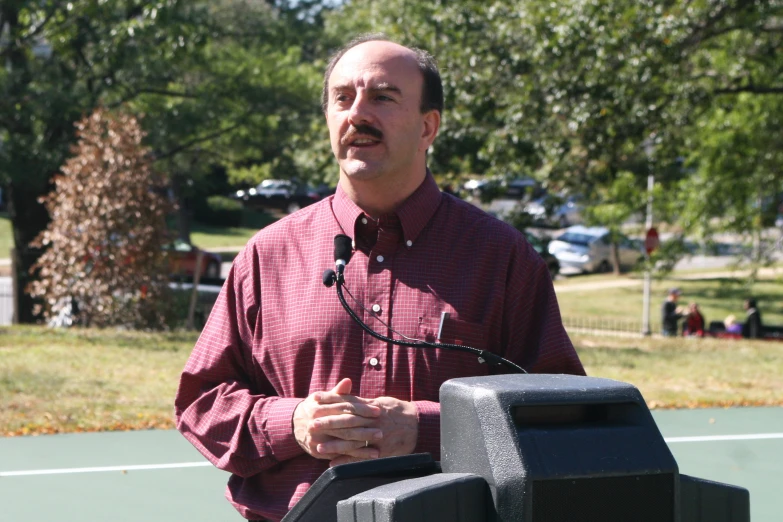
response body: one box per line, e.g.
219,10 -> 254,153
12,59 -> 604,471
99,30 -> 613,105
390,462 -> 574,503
283,374 -> 750,522
280,453 -> 439,522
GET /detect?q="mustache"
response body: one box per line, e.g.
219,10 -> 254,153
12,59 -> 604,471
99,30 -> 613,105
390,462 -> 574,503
342,124 -> 383,144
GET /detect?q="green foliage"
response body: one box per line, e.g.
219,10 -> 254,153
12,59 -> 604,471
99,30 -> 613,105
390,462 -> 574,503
322,0 -> 782,278
197,195 -> 244,227
678,94 -> 783,236
646,235 -> 692,277
1,0 -> 216,322
4,0 -> 783,324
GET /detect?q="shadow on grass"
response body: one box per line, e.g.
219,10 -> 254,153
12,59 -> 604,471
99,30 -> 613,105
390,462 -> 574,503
675,278 -> 781,309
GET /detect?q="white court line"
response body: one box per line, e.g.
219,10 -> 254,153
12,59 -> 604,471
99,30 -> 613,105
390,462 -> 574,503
664,432 -> 783,443
2,432 -> 783,477
0,461 -> 210,477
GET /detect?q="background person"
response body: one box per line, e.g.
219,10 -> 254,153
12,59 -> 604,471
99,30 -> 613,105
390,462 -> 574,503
742,297 -> 763,339
724,314 -> 742,335
661,287 -> 685,337
682,302 -> 705,337
174,35 -> 584,522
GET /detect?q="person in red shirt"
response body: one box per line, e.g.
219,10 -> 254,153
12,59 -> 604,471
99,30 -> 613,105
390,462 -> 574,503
175,34 -> 585,522
682,302 -> 705,337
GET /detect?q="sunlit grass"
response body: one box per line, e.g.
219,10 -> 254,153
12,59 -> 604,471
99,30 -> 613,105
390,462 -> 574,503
0,326 -> 199,436
189,209 -> 279,251
2,324 -> 783,436
0,213 -> 11,259
555,272 -> 783,331
574,333 -> 783,408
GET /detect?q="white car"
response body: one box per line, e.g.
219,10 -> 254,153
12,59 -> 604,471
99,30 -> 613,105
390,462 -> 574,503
235,179 -> 294,200
524,194 -> 584,228
548,225 -> 643,274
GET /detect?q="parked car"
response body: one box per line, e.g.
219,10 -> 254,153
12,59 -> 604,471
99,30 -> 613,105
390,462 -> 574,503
463,177 -> 503,199
547,225 -> 643,274
524,193 -> 584,228
504,177 -> 545,201
83,236 -> 223,280
524,232 -> 560,280
462,176 -> 543,202
233,180 -> 334,214
166,240 -> 223,280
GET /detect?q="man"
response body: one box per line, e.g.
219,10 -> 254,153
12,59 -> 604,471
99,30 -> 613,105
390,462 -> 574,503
175,35 -> 584,522
742,297 -> 763,339
661,288 -> 684,337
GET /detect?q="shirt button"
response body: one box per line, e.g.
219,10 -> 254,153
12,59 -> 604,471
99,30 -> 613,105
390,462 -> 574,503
371,304 -> 381,313
406,240 -> 413,247
361,217 -> 368,225
369,357 -> 379,367
376,255 -> 384,263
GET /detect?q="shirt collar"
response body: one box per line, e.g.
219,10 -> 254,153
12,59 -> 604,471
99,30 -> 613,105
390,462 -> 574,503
332,170 -> 443,247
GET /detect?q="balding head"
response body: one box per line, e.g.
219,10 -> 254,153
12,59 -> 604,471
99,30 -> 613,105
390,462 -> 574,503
321,34 -> 443,116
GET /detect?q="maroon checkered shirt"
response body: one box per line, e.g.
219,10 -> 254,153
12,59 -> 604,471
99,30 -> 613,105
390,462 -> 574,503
175,174 -> 584,521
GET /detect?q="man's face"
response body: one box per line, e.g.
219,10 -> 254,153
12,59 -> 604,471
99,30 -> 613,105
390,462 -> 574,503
325,41 -> 438,184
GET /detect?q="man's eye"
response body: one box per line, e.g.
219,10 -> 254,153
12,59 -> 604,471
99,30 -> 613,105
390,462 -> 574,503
335,94 -> 352,103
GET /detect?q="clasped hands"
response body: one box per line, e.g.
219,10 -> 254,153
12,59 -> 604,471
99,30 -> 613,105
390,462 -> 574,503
293,378 -> 418,467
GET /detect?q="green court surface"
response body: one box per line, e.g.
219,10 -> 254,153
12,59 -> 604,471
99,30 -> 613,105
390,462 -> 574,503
1,407 -> 781,522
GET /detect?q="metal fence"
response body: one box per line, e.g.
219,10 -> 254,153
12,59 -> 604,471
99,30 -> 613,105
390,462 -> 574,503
0,278 -> 12,325
562,316 -> 662,338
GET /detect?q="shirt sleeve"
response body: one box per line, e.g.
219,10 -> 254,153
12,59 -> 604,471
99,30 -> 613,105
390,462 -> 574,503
174,244 -> 306,478
503,238 -> 585,376
413,400 -> 441,458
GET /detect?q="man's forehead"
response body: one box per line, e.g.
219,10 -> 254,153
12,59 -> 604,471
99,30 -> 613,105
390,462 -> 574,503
329,41 -> 421,90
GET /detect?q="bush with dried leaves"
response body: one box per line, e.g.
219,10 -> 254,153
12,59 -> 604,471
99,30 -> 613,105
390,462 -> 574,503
28,108 -> 172,329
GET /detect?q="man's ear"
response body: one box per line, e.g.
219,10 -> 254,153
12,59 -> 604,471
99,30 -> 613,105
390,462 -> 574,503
420,110 -> 441,151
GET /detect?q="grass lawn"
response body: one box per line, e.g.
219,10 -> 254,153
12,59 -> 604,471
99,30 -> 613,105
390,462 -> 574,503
190,209 -> 279,252
0,327 -> 198,436
573,333 -> 783,408
0,209 -> 277,262
554,269 -> 783,332
2,320 -> 783,436
0,213 -> 11,258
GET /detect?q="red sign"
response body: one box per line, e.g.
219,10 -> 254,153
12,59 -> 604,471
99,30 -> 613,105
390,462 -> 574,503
644,227 -> 660,255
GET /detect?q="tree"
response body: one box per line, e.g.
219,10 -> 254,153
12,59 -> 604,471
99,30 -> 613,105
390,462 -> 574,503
675,94 -> 783,276
27,108 -> 171,328
322,0 -> 782,258
124,0 -> 332,242
585,171 -> 647,274
1,0 -> 208,322
1,0 -> 332,322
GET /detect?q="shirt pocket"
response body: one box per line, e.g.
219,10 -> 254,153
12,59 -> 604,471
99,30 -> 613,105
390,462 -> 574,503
414,315 -> 490,384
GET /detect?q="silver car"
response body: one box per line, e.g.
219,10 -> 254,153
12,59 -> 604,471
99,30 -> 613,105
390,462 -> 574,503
523,194 -> 584,228
547,225 -> 643,274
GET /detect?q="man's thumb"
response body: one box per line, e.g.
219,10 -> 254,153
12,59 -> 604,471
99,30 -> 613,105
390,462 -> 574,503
332,377 -> 352,395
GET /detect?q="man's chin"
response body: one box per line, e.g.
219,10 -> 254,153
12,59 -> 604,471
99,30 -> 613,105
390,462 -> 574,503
340,162 -> 384,181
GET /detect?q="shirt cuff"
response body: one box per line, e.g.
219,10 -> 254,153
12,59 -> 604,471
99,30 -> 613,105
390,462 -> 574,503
262,397 -> 306,462
413,400 -> 441,460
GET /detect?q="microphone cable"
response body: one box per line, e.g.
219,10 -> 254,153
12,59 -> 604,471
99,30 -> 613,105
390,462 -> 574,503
323,237 -> 526,374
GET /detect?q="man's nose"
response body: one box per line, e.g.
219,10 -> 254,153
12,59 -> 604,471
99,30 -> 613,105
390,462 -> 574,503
348,92 -> 373,125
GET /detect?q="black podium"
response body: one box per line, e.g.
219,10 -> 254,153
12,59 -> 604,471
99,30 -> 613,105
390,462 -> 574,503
282,374 -> 749,522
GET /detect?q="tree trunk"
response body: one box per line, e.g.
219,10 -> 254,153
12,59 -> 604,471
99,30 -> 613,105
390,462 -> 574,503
611,242 -> 622,275
7,184 -> 50,324
170,174 -> 192,244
